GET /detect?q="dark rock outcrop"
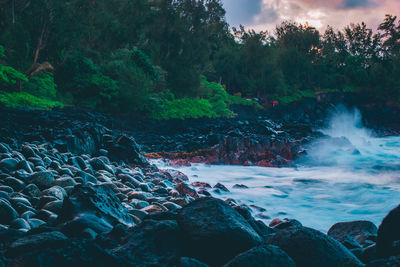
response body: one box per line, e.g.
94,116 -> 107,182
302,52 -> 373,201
223,245 -> 295,267
376,204 -> 400,257
266,226 -> 363,267
328,220 -> 377,248
177,197 -> 262,266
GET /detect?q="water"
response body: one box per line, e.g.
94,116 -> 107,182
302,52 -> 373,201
155,107 -> 400,232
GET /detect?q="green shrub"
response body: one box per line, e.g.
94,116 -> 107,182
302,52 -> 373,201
25,72 -> 57,98
0,64 -> 28,88
0,92 -> 63,109
153,97 -> 217,120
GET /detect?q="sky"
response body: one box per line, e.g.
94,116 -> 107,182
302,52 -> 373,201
222,0 -> 400,33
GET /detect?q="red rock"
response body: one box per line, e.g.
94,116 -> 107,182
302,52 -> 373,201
191,181 -> 211,188
269,218 -> 282,227
175,183 -> 199,199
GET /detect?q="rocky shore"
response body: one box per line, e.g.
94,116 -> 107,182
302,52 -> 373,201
0,105 -> 399,266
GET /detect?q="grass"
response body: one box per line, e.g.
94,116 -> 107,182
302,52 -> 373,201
0,92 -> 64,110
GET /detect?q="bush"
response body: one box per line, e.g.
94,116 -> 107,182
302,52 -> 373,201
0,92 -> 63,109
0,64 -> 28,89
25,72 -> 57,98
55,54 -> 119,110
153,97 -> 217,120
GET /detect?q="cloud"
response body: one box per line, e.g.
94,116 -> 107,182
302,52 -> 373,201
222,0 -> 264,26
224,0 -> 400,33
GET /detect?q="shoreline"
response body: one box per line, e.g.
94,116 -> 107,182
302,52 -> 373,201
0,105 -> 399,266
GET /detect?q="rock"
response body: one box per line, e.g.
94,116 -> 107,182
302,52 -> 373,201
10,218 -> 31,231
23,184 -> 41,198
108,135 -> 148,166
175,257 -> 210,267
177,197 -> 262,266
0,158 -> 19,172
43,200 -> 64,213
112,220 -> 182,266
7,231 -> 67,257
191,181 -> 212,188
0,198 -> 19,225
30,171 -> 55,190
58,184 -> 135,229
141,204 -> 164,213
266,226 -> 363,267
273,218 -> 302,230
60,213 -> 113,237
42,186 -> 67,200
4,177 -> 25,191
176,183 -> 199,199
7,237 -> 123,266
28,218 -> 46,229
366,255 -> 400,266
376,204 -> 400,257
328,220 -> 377,247
223,245 -> 295,267
165,169 -> 189,182
54,177 -> 77,188
214,183 -> 229,192
17,160 -> 33,173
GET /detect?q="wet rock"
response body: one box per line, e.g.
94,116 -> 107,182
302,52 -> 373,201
58,184 -> 135,229
177,197 -> 262,266
273,218 -> 302,230
30,171 -> 55,190
108,135 -> 148,166
4,177 -> 25,191
0,158 -> 19,172
54,177 -> 77,188
60,213 -> 113,237
223,245 -> 295,267
0,198 -> 19,225
266,226 -> 363,267
376,204 -> 400,257
328,220 -> 377,247
191,181 -> 211,188
112,219 -> 182,266
214,183 -> 229,192
43,200 -> 64,213
176,183 -> 199,199
10,218 -> 31,231
175,257 -> 210,267
22,184 -> 41,198
7,231 -> 67,257
42,186 -> 67,200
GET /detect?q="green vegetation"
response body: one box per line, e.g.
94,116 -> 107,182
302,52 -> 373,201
0,1 -> 399,116
0,92 -> 63,109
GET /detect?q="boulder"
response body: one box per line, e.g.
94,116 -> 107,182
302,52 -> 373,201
107,135 -> 148,166
376,204 -> 400,257
7,231 -> 67,257
223,245 -> 295,267
58,184 -> 135,231
111,219 -> 182,266
266,226 -> 363,267
30,171 -> 55,190
0,198 -> 19,225
177,197 -> 262,266
328,220 -> 377,246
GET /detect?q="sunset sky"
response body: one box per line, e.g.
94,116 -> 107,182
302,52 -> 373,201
222,0 -> 400,33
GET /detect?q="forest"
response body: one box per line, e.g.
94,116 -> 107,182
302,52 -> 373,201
0,0 -> 399,119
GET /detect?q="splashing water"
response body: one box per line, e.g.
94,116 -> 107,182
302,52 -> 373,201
154,107 -> 400,231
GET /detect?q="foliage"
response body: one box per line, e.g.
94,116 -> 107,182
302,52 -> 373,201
0,92 -> 63,109
25,72 -> 57,98
153,98 -> 217,120
0,0 -> 399,115
0,64 -> 28,88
